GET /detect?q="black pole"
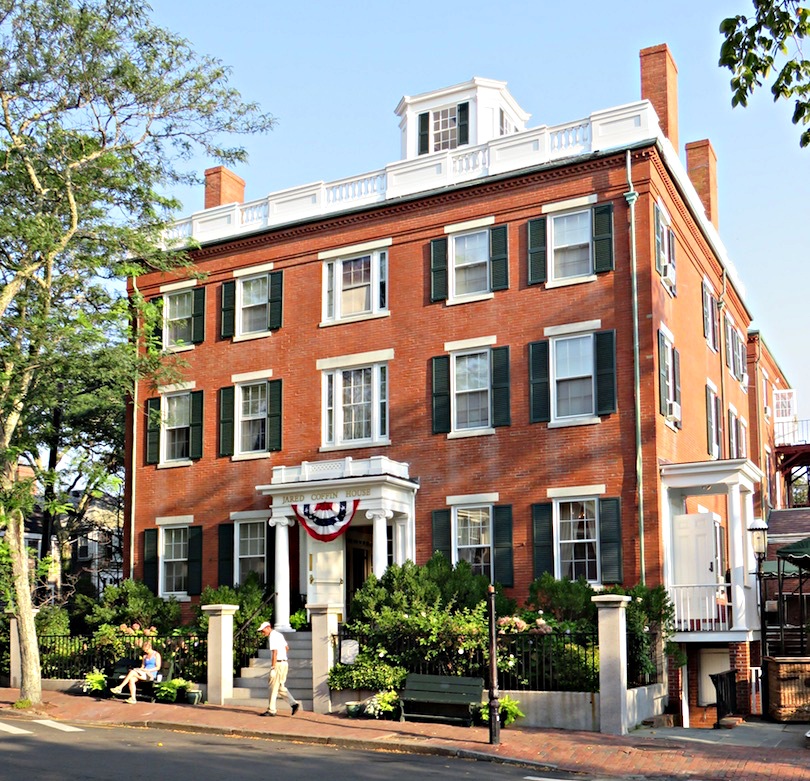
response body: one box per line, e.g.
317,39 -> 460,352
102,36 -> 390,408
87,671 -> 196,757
758,559 -> 770,720
487,584 -> 500,745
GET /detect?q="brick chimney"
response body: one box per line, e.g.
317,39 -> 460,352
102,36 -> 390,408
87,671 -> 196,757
204,166 -> 246,209
640,44 -> 679,153
685,139 -> 719,230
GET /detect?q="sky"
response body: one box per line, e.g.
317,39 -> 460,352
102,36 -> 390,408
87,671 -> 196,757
148,0 -> 810,416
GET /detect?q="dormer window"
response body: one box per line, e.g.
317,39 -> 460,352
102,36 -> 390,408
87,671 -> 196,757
418,102 -> 469,155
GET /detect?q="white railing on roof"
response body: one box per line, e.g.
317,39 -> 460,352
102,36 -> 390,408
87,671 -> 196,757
270,455 -> 410,484
164,100 -> 660,247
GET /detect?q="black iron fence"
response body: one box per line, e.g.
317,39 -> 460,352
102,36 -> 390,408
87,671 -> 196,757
709,669 -> 738,726
38,633 -> 207,683
626,631 -> 662,688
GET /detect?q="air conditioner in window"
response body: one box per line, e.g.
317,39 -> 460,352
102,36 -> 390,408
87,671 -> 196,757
666,400 -> 682,423
661,263 -> 677,286
741,372 -> 749,387
764,405 -> 772,418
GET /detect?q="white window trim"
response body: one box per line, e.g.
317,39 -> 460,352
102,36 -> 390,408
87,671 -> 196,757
707,385 -> 721,459
321,247 -> 389,325
234,270 -> 274,340
450,347 -> 492,434
232,369 -> 273,384
444,335 -> 496,352
451,504 -> 494,581
549,331 -> 598,424
235,380 -> 271,456
160,389 -> 194,465
544,320 -> 601,338
447,227 -> 491,304
660,332 -> 679,430
162,287 -> 197,353
234,518 -> 266,586
233,261 -> 274,278
547,207 -> 594,283
547,485 -> 606,498
317,349 -> 394,371
158,524 -> 191,601
160,279 -> 197,293
321,361 -> 389,449
553,496 -> 602,585
447,492 -> 499,505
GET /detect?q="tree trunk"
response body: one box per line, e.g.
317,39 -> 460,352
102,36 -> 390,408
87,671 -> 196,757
4,506 -> 42,704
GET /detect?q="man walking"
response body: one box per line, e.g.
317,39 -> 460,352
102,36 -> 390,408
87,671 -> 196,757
258,620 -> 300,717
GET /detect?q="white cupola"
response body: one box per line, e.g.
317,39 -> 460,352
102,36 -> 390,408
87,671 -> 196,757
394,77 -> 531,161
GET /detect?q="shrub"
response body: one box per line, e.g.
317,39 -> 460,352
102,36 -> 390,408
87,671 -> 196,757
289,608 -> 309,631
328,657 -> 407,691
86,580 -> 181,634
82,668 -> 107,693
194,570 -> 270,634
526,574 -> 596,627
364,689 -> 400,718
477,694 -> 525,727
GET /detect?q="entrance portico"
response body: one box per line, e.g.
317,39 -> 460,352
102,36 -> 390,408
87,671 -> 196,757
256,456 -> 419,631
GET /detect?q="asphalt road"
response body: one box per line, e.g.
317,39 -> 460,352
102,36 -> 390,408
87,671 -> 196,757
0,721 -> 587,781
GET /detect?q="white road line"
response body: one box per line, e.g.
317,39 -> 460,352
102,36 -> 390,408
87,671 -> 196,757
32,720 -> 84,733
0,722 -> 33,735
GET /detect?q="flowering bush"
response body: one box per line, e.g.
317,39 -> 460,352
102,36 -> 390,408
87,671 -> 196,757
364,689 -> 400,718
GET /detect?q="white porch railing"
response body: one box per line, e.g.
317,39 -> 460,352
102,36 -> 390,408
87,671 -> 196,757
669,584 -> 731,632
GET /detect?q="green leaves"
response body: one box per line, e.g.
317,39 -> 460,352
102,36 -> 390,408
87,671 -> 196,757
719,1 -> 810,147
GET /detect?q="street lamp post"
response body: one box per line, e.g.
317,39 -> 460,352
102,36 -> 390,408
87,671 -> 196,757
748,519 -> 769,718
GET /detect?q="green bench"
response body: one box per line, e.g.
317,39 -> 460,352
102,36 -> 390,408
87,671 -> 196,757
399,673 -> 484,727
109,656 -> 174,702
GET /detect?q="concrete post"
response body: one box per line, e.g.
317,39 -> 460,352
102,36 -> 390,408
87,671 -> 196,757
592,594 -> 631,735
308,603 -> 341,714
202,604 -> 239,706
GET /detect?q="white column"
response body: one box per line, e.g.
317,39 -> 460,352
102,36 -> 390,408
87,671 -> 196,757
592,594 -> 630,735
269,516 -> 295,633
366,509 -> 392,578
309,604 -> 341,714
727,483 -> 748,630
202,603 -> 239,706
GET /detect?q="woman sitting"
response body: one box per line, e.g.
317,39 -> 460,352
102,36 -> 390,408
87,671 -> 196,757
110,641 -> 161,703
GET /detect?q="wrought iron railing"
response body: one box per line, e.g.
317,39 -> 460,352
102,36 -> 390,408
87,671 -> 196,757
709,669 -> 738,726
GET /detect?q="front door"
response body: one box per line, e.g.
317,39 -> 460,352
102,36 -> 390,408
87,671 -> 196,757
673,513 -> 723,629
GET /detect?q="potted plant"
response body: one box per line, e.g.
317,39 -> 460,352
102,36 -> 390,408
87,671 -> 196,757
345,700 -> 366,718
82,668 -> 107,696
364,690 -> 400,720
476,694 -> 525,727
184,684 -> 203,705
154,677 -> 189,703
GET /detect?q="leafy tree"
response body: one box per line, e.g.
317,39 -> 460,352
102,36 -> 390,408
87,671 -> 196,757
0,0 -> 274,705
720,1 -> 810,146
83,579 -> 180,634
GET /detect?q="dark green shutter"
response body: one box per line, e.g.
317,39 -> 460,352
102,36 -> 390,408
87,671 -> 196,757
265,521 -> 275,590
457,102 -> 469,146
654,207 -> 663,273
221,280 -> 235,338
189,390 -> 204,460
145,397 -> 161,465
527,217 -> 547,285
151,297 -> 164,350
592,203 -> 614,273
491,346 -> 511,427
489,225 -> 509,291
143,528 -> 158,594
267,379 -> 282,451
219,387 -> 235,457
432,509 -> 451,559
702,284 -> 710,340
431,356 -> 451,434
191,287 -> 206,344
673,348 -> 682,429
187,526 -> 203,596
430,238 -> 448,302
493,505 -> 513,587
529,341 -> 551,423
268,270 -> 283,330
595,331 -> 616,415
531,503 -> 554,578
418,111 -> 430,155
599,498 -> 622,584
218,523 -> 235,587
706,386 -> 714,455
658,331 -> 668,416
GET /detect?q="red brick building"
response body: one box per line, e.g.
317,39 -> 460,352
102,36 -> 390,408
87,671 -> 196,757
125,44 -> 791,724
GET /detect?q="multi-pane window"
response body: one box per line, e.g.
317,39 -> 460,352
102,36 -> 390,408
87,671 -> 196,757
165,290 -> 193,347
725,317 -> 746,382
239,383 -> 267,453
418,102 -> 469,155
558,499 -> 599,582
324,251 -> 387,322
499,108 -> 516,136
324,363 -> 388,447
702,282 -> 720,351
237,521 -> 265,584
452,231 -> 489,297
706,385 -> 722,458
454,351 -> 490,430
654,204 -> 677,290
551,210 -> 591,279
455,506 -> 492,578
164,393 -> 191,462
553,335 -> 594,418
241,275 -> 269,335
658,330 -> 681,425
728,410 -> 739,460
163,526 -> 188,594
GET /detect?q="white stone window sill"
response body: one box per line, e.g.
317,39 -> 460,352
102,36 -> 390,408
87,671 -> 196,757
231,452 -> 273,462
157,460 -> 194,469
161,594 -> 191,602
544,274 -> 597,289
547,416 -> 601,429
664,418 -> 680,432
447,427 -> 495,439
445,292 -> 494,307
165,343 -> 195,354
319,311 -> 391,328
319,440 -> 391,453
233,330 -> 272,343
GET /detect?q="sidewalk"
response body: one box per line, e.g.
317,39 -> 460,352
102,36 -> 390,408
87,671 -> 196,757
1,687 -> 807,780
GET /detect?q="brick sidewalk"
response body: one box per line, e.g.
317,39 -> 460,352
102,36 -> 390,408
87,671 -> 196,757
1,688 -> 807,780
